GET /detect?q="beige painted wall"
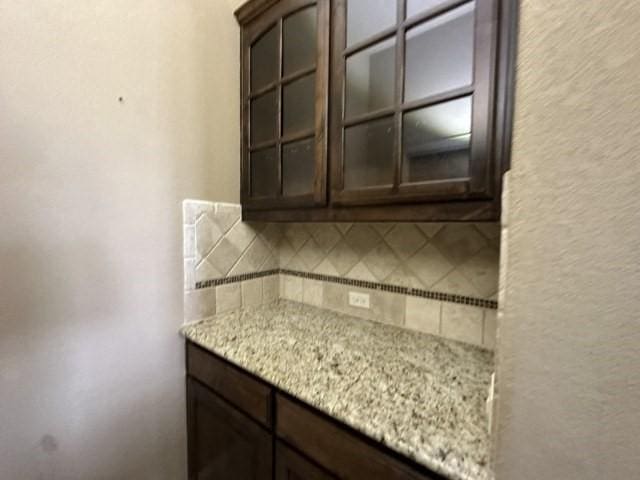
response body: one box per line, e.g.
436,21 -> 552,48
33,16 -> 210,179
0,0 -> 242,478
495,1 -> 640,478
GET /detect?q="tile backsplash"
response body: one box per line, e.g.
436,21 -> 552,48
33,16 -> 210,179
183,200 -> 499,350
279,221 -> 499,300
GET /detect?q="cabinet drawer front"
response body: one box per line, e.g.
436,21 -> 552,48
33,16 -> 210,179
187,342 -> 272,427
276,394 -> 438,480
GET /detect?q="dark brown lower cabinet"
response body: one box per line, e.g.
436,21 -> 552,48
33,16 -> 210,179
187,378 -> 272,480
186,342 -> 442,480
275,442 -> 336,480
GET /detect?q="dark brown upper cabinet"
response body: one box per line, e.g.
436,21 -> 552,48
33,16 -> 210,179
239,0 -> 330,211
236,0 -> 517,221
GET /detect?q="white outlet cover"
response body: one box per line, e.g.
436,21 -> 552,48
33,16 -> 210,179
348,291 -> 370,309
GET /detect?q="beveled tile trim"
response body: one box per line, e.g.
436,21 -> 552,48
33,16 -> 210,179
196,269 -> 497,309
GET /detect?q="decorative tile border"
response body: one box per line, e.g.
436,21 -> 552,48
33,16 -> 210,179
281,269 -> 498,309
195,268 -> 498,310
196,269 -> 279,289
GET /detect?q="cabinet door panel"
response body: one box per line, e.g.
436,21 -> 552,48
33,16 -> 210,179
346,0 -> 396,47
251,148 -> 280,197
404,2 -> 475,103
283,138 -> 315,196
251,25 -> 279,91
344,116 -> 395,189
345,37 -> 396,119
276,442 -> 336,480
241,0 -> 330,210
251,90 -> 278,145
282,74 -> 316,136
283,6 -> 317,75
187,378 -> 272,480
276,394 -> 437,480
331,0 -> 501,207
402,96 -> 472,184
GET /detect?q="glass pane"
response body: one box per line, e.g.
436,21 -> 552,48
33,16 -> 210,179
344,116 -> 394,189
283,7 -> 317,76
406,0 -> 450,18
251,25 -> 279,91
405,2 -> 475,102
251,148 -> 279,197
283,74 -> 315,136
283,138 -> 315,196
250,90 -> 277,145
402,96 -> 472,183
347,0 -> 396,47
345,38 -> 395,119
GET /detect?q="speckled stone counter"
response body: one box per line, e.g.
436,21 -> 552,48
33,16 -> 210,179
181,300 -> 494,480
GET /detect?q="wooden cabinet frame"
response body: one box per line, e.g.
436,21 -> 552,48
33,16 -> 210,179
240,0 -> 330,210
330,0 -> 500,207
236,0 -> 518,221
186,341 -> 443,480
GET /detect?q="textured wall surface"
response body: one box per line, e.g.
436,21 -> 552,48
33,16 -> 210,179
495,1 -> 640,478
0,1 -> 242,478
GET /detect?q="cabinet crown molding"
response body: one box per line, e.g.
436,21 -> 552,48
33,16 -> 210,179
235,0 -> 281,24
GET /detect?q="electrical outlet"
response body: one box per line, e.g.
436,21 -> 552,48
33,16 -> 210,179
348,291 -> 370,309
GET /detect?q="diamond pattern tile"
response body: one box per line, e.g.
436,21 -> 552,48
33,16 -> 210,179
407,244 -> 454,288
416,222 -> 445,239
371,223 -> 394,236
336,223 -> 353,235
279,238 -> 296,267
195,259 -> 222,283
284,223 -> 310,252
346,261 -> 377,282
226,221 -> 257,254
297,238 -> 325,270
362,242 -> 400,282
327,240 -> 360,276
431,224 -> 488,266
433,270 -> 480,297
307,223 -> 342,253
384,265 -> 424,289
384,224 -> 427,260
214,203 -> 241,233
344,224 -> 382,257
313,258 -> 339,276
184,201 -> 499,300
195,213 -> 223,260
207,237 -> 241,276
459,246 -> 500,298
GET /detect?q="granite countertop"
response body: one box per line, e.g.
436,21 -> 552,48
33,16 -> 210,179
181,300 -> 494,480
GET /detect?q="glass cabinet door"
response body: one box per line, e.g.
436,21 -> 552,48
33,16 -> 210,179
330,0 -> 500,206
242,0 -> 329,209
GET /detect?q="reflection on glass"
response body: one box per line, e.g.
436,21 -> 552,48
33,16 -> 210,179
283,74 -> 315,136
283,7 -> 317,76
402,96 -> 472,183
345,38 -> 395,118
406,0 -> 450,18
283,138 -> 315,196
344,116 -> 394,189
405,2 -> 474,102
251,148 -> 279,197
251,25 -> 279,91
347,0 -> 396,46
250,90 -> 277,145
